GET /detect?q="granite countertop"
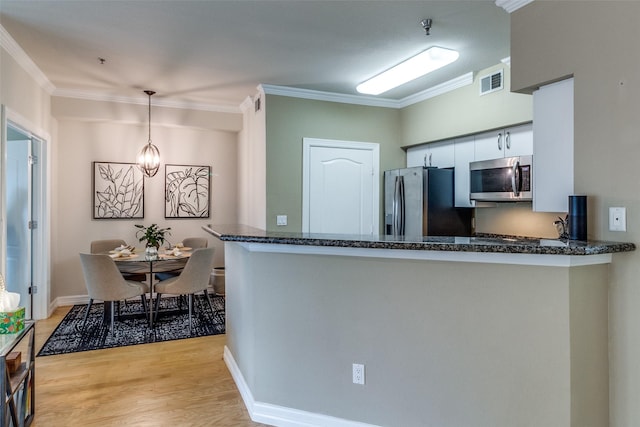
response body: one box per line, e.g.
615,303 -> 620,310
203,224 -> 635,256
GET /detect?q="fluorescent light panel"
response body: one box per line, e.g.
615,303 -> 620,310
357,46 -> 459,95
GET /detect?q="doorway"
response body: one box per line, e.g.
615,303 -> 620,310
2,108 -> 48,320
302,138 -> 379,235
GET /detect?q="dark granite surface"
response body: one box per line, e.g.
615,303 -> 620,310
203,224 -> 636,256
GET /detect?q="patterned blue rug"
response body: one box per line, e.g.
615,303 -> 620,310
37,294 -> 225,356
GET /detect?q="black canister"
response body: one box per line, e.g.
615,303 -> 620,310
568,195 -> 587,240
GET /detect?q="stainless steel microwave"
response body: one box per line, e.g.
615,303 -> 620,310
469,155 -> 532,202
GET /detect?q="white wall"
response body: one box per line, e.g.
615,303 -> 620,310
0,45 -> 53,134
0,41 -> 55,319
237,89 -> 266,229
51,97 -> 240,301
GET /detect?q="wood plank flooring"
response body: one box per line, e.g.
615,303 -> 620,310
32,306 -> 270,427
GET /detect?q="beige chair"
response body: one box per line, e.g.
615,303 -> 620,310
90,239 -> 127,254
155,237 -> 209,281
90,239 -> 147,282
180,237 -> 208,250
154,247 -> 216,332
79,253 -> 149,331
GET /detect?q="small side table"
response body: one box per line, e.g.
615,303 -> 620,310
0,321 -> 35,427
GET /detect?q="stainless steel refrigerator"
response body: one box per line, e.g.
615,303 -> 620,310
384,166 -> 473,237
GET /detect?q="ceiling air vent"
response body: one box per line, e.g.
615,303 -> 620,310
480,69 -> 503,95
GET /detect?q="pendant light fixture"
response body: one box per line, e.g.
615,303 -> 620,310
137,90 -> 161,177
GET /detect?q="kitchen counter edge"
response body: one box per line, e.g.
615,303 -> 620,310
203,224 -> 635,256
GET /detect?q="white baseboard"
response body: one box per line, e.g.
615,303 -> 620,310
49,294 -> 151,315
50,294 -> 89,311
223,346 -> 380,427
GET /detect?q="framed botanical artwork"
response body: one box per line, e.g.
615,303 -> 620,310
93,162 -> 144,219
164,164 -> 211,218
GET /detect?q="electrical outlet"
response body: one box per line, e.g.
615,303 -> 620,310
352,363 -> 365,385
609,207 -> 626,231
276,215 -> 287,226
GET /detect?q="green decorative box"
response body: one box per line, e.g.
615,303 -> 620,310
0,307 -> 25,334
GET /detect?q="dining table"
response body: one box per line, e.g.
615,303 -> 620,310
109,246 -> 192,327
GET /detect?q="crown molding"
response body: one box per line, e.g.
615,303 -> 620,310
495,0 -> 534,13
261,72 -> 474,109
53,88 -> 241,114
239,95 -> 254,113
261,84 -> 400,108
0,24 -> 55,94
396,73 -> 474,108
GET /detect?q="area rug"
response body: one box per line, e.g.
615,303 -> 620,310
37,294 -> 225,356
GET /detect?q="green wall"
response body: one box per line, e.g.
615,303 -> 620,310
400,63 -> 533,147
264,64 -> 534,234
265,95 -> 403,231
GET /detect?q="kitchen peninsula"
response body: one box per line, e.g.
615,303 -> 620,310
205,224 -> 634,427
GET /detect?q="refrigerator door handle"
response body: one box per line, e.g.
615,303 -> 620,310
393,176 -> 399,234
393,175 -> 405,235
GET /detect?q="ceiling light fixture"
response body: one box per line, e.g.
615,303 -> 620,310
420,18 -> 432,36
137,90 -> 161,178
356,46 -> 459,96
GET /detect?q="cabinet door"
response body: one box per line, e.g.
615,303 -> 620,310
406,141 -> 455,168
406,145 -> 430,168
454,136 -> 475,208
428,140 -> 455,168
474,130 -> 504,161
504,123 -> 533,157
533,78 -> 574,212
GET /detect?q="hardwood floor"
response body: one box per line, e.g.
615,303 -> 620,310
32,306 -> 270,427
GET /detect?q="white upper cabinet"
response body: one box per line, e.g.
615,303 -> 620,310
406,140 -> 455,169
453,136 -> 475,208
474,123 -> 533,162
533,78 -> 574,213
405,123 -> 532,208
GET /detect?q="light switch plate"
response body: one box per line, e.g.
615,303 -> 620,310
276,215 -> 287,226
609,207 -> 626,231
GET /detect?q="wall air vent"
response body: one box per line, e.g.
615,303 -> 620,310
480,69 -> 503,95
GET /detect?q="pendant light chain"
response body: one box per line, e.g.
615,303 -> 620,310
147,90 -> 154,143
148,94 -> 151,142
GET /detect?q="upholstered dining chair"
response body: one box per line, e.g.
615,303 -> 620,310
155,237 -> 209,281
90,239 -> 147,282
180,237 -> 208,250
90,239 -> 127,254
154,247 -> 216,332
79,253 -> 149,331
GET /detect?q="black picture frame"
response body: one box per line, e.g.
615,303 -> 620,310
164,164 -> 211,218
93,162 -> 144,219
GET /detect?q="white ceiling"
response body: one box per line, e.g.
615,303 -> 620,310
0,1 -> 512,110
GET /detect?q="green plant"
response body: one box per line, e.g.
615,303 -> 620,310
135,224 -> 171,248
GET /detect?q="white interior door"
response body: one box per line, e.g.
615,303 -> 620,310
2,107 -> 49,320
303,138 -> 379,235
5,133 -> 32,317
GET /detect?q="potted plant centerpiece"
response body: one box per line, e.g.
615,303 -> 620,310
135,223 -> 171,258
